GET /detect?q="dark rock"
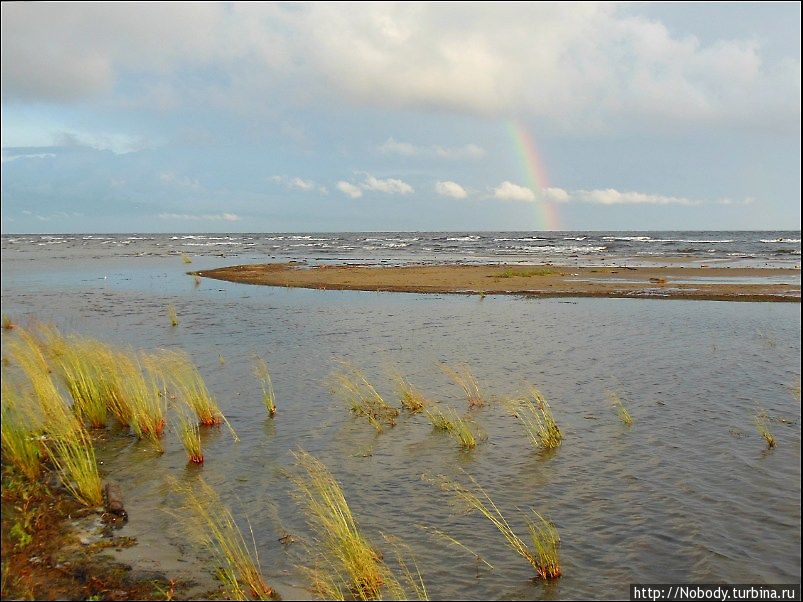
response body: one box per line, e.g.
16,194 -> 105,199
103,482 -> 128,521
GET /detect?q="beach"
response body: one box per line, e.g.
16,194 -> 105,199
194,262 -> 801,302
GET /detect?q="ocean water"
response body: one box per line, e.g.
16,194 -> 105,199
1,233 -> 800,599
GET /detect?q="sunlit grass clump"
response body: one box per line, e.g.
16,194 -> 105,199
441,363 -> 484,408
55,336 -> 110,429
390,371 -> 427,414
431,472 -> 561,580
288,450 -> 425,600
331,363 -> 399,432
424,406 -> 483,450
174,403 -> 204,464
2,314 -> 14,330
46,421 -> 104,507
173,478 -> 275,600
254,357 -> 276,417
159,350 -> 225,426
754,409 -> 776,449
495,267 -> 555,278
506,387 -> 562,450
168,304 -> 179,327
424,405 -> 454,431
1,379 -> 42,480
127,355 -> 167,450
607,391 -> 633,426
181,252 -> 193,264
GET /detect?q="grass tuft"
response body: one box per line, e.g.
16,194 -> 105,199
330,363 -> 399,432
505,387 -> 562,450
607,391 -> 633,426
495,267 -> 556,278
181,253 -> 193,264
1,379 -> 43,480
254,357 -> 276,417
754,409 -> 776,448
424,406 -> 483,450
441,363 -> 484,408
47,423 -> 104,507
174,402 -> 204,464
168,304 -> 179,327
429,472 -> 561,579
172,477 -> 275,600
2,314 -> 15,330
389,371 -> 428,413
158,350 -> 226,426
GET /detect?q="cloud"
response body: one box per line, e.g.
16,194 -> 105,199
361,174 -> 413,195
157,212 -> 241,221
159,171 -> 202,190
435,180 -> 468,199
272,175 -> 328,194
538,186 -> 744,206
1,151 -> 57,163
379,138 -> 486,160
3,3 -> 797,128
493,181 -> 535,202
336,181 -> 363,198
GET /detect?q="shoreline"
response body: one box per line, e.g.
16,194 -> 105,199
193,262 -> 801,302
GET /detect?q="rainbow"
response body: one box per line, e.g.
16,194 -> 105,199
507,120 -> 561,230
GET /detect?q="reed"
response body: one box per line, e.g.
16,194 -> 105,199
47,423 -> 104,507
506,388 -> 562,450
174,402 -> 204,464
172,478 -> 275,600
254,357 -> 276,417
607,391 -> 633,426
390,371 -> 427,413
168,304 -> 179,327
431,473 -> 561,579
754,409 -> 776,448
330,363 -> 399,432
288,450 -> 411,600
441,363 -> 484,408
0,380 -> 42,480
158,350 -> 225,426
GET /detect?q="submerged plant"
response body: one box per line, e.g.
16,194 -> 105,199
430,472 -> 561,579
330,363 -> 399,432
441,363 -> 484,408
607,391 -> 633,426
506,387 -> 562,450
754,409 -> 776,448
288,450 -> 424,600
172,478 -> 275,600
168,304 -> 179,327
254,357 -> 276,417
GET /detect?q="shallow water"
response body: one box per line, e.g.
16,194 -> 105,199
1,245 -> 800,600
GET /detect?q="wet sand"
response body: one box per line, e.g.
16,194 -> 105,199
194,263 -> 801,302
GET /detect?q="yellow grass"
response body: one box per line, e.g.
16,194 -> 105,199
172,477 -> 275,600
126,354 -> 167,451
441,363 -> 484,407
288,450 -> 425,600
389,371 -> 427,413
430,472 -> 561,579
174,402 -> 204,464
157,350 -> 225,426
330,363 -> 399,432
254,357 -> 276,417
506,388 -> 562,450
754,409 -> 776,448
423,406 -> 453,431
424,406 -> 483,450
181,253 -> 193,264
1,379 -> 42,480
2,314 -> 14,330
55,336 -> 109,429
47,423 -> 104,507
168,304 -> 179,327
607,391 -> 633,426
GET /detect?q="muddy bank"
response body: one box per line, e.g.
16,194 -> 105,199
193,263 -> 801,302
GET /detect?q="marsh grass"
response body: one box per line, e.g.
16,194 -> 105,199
607,391 -> 633,426
330,363 -> 399,432
47,423 -> 103,507
254,357 -> 276,417
174,403 -> 204,464
168,304 -> 179,327
430,472 -> 561,579
126,355 -> 167,451
506,388 -> 562,450
56,337 -> 109,429
389,371 -> 427,413
495,267 -> 556,278
1,380 -> 42,480
288,450 -> 422,600
424,406 -> 483,450
423,406 -> 453,431
172,478 -> 275,600
2,314 -> 14,330
159,350 -> 225,426
754,409 -> 776,448
98,349 -> 137,427
441,363 -> 484,408
181,253 -> 193,264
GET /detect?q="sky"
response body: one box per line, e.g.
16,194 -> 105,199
1,2 -> 800,233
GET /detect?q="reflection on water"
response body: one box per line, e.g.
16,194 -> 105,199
1,250 -> 800,599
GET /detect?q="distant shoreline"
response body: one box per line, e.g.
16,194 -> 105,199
194,263 -> 801,303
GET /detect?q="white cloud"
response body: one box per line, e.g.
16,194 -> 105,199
536,186 -> 743,206
157,212 -> 241,221
541,187 -> 571,203
3,3 -> 796,128
272,175 -> 328,194
159,171 -> 202,190
435,180 -> 468,199
493,181 -> 535,202
361,174 -> 413,195
1,152 -> 56,163
336,181 -> 363,198
380,138 -> 486,160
